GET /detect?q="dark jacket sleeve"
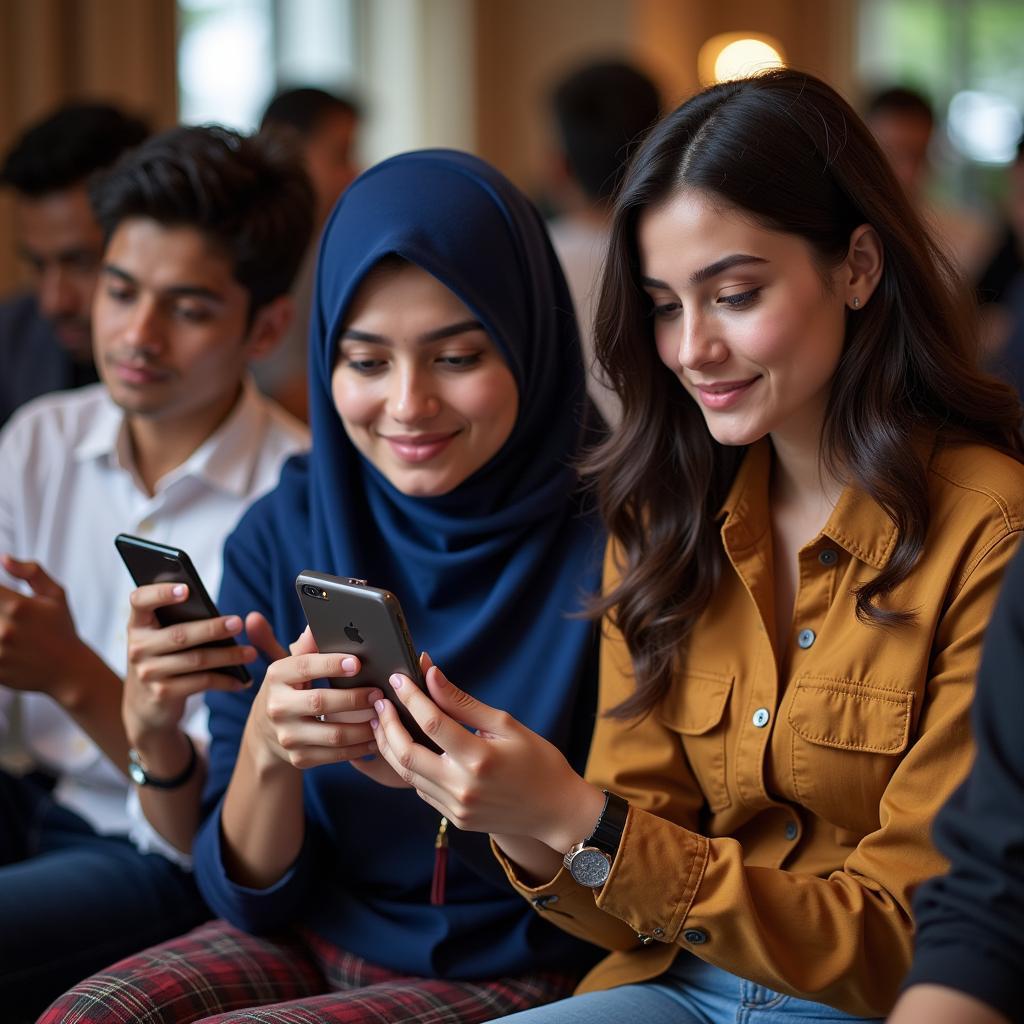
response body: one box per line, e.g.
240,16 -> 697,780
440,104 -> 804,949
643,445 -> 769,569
903,544 -> 1024,1021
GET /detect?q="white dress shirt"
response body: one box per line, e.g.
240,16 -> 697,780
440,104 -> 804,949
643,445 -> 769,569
0,379 -> 308,845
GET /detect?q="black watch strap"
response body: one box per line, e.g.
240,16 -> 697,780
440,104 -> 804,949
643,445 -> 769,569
128,733 -> 197,789
586,790 -> 628,857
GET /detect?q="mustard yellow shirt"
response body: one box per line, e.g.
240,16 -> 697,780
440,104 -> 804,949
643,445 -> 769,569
497,437 -> 1024,1016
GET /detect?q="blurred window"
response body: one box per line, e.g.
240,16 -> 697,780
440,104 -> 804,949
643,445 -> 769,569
859,0 -> 1024,207
177,0 -> 357,131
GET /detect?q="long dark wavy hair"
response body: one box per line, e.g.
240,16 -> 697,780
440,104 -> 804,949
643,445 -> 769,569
588,69 -> 1024,718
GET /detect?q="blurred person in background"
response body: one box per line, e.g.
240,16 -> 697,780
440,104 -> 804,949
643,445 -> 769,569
545,60 -> 660,426
0,103 -> 148,428
255,86 -> 363,421
865,86 -> 993,280
976,135 -> 1024,393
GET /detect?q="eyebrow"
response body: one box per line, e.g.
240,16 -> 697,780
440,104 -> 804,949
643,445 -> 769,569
102,264 -> 226,304
340,319 -> 485,345
642,253 -> 769,290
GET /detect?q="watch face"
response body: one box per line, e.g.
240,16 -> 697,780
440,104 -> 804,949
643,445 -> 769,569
569,847 -> 611,888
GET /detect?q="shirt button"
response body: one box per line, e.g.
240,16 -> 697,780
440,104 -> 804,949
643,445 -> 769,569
797,628 -> 816,649
683,928 -> 709,945
784,821 -> 799,841
752,707 -> 771,728
818,548 -> 838,566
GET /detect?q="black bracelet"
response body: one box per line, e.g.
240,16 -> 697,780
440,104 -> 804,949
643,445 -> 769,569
127,732 -> 198,789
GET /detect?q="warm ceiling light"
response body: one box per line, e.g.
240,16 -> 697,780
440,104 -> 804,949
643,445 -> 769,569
698,33 -> 786,85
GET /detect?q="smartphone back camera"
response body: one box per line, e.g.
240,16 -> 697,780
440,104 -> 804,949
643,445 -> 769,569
303,584 -> 329,600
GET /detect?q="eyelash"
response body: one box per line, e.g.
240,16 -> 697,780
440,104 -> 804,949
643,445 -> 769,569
344,353 -> 482,375
649,288 -> 761,318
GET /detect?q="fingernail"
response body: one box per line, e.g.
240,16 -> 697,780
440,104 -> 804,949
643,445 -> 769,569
172,584 -> 187,597
225,616 -> 242,632
341,656 -> 358,673
374,700 -> 385,714
390,674 -> 403,690
370,717 -> 379,729
368,689 -> 383,704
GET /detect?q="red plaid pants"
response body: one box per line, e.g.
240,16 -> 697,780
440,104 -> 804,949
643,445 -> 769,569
37,919 -> 579,1024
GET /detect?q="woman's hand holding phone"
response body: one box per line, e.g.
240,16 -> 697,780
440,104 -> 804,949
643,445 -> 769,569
370,654 -> 605,858
123,582 -> 259,748
243,617 -> 382,774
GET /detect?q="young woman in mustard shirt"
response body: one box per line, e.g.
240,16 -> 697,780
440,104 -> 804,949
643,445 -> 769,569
369,70 -> 1024,1022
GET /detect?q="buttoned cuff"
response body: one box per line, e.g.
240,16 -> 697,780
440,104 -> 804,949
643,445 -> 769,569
595,805 -> 709,943
490,837 -> 597,915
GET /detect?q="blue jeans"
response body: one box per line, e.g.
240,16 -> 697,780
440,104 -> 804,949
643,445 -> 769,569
490,953 -> 884,1023
0,769 -> 209,1022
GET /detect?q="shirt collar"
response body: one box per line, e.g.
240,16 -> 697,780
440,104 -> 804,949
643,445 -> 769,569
717,437 -> 901,570
72,377 -> 270,498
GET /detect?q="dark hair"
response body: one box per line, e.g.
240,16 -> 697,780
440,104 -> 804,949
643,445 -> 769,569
866,85 -> 934,126
1,102 -> 148,197
90,125 -> 315,313
588,69 -> 1024,718
260,87 -> 361,138
551,60 -> 661,203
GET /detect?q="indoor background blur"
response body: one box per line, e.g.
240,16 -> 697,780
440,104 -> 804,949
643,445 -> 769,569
1,0 -> 1022,296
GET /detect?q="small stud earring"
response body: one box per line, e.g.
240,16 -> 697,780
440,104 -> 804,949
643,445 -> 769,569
851,296 -> 861,309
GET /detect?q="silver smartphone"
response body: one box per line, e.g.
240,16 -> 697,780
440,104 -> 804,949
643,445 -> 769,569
295,570 -> 438,751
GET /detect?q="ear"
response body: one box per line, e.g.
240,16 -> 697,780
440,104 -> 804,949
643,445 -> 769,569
842,224 -> 884,310
243,295 -> 294,362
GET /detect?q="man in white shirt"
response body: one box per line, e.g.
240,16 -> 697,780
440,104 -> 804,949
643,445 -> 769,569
0,125 -> 312,1019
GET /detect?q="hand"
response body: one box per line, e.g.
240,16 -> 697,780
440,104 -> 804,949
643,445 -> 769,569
122,582 -> 258,746
371,654 -> 605,853
0,555 -> 95,701
246,620 -> 382,774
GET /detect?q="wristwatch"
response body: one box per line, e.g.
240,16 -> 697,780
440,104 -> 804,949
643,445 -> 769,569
563,790 -> 628,888
128,733 -> 197,789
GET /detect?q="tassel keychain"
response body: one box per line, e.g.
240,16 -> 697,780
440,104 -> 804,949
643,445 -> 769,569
431,816 -> 449,905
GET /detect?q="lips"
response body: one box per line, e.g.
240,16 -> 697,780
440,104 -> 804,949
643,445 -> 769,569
110,361 -> 171,386
381,430 -> 461,463
692,376 -> 760,410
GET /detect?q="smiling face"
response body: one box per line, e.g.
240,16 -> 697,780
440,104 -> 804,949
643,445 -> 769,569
331,261 -> 519,497
638,189 -> 851,451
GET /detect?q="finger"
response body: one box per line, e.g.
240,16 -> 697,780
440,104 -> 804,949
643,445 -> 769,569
132,642 -> 258,681
387,671 -> 476,756
131,615 -> 245,660
289,625 -> 318,657
1,556 -> 63,600
423,663 -> 511,738
283,650 -> 363,688
371,703 -> 456,807
279,719 -> 376,754
134,670 -> 255,700
300,685 -> 383,719
279,738 -> 380,771
245,611 -> 288,662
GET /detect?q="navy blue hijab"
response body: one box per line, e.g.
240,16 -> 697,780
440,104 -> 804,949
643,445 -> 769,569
293,148 -> 605,706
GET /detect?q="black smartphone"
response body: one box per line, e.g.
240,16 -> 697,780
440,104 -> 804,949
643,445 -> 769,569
114,533 -> 251,683
295,570 -> 438,751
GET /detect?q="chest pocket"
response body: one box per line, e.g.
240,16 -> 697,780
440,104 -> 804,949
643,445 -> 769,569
658,670 -> 734,813
786,677 -> 913,834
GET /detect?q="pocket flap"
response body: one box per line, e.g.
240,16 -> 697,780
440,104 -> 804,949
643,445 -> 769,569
787,678 -> 913,754
658,669 -> 734,735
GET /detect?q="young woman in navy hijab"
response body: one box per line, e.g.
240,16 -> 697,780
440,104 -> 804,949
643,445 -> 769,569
40,150 -> 605,1024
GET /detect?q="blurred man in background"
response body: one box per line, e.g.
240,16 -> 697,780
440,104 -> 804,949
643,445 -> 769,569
255,86 -> 363,420
866,85 -> 992,280
545,60 -> 660,425
0,103 -> 148,428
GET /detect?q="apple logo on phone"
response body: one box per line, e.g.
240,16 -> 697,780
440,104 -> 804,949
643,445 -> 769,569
344,622 -> 364,644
